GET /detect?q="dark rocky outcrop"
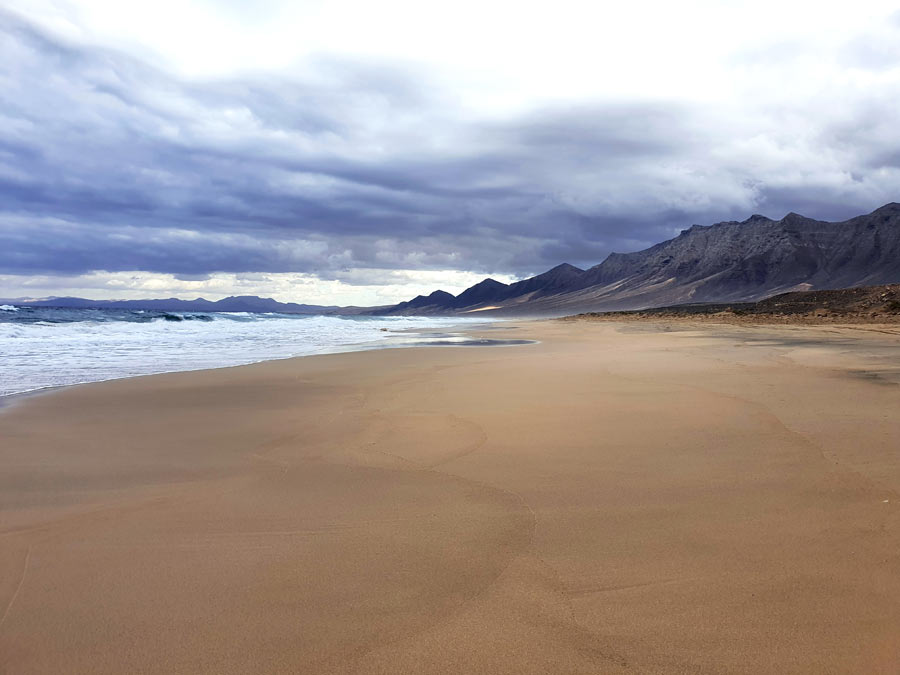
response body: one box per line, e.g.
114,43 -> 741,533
453,279 -> 511,309
376,202 -> 900,316
385,290 -> 458,315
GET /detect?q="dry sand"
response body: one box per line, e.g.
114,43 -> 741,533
2,320 -> 900,673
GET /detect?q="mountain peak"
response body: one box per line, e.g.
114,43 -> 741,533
453,278 -> 511,308
781,211 -> 812,225
533,263 -> 586,281
379,203 -> 900,316
398,289 -> 457,311
872,202 -> 900,216
467,278 -> 507,289
679,224 -> 710,235
547,263 -> 584,274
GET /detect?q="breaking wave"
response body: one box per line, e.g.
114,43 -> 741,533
0,308 -> 492,398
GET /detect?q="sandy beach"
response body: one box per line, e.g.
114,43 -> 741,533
2,320 -> 900,673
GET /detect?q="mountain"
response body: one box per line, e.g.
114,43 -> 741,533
385,290 -> 458,315
453,279 -> 510,308
376,202 -> 900,316
504,263 -> 587,298
11,295 -> 377,315
9,203 -> 899,318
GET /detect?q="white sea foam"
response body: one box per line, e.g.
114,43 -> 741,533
0,313 -> 492,398
0,305 -> 18,311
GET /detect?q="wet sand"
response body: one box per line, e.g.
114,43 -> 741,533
2,320 -> 900,673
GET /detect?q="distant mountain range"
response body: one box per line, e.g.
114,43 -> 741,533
374,202 -> 900,316
5,295 -> 379,315
6,203 -> 898,317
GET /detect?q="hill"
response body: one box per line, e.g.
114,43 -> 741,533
568,284 -> 900,325
10,295 -> 380,315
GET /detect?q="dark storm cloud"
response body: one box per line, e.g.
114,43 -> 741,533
1,8 -> 899,284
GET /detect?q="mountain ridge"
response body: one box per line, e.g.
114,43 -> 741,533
374,202 -> 900,316
5,295 -> 381,315
6,203 -> 898,317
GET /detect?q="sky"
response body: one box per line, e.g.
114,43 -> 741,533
2,0 -> 899,304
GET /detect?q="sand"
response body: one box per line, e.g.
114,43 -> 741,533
2,320 -> 900,673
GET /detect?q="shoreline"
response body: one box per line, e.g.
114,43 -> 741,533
0,318 -> 529,405
2,319 -> 900,673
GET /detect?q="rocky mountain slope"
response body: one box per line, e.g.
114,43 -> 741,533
376,203 -> 900,316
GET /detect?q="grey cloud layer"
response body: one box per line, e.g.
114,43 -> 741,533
2,9 -> 899,282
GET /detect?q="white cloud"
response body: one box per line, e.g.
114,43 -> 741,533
10,0 -> 900,109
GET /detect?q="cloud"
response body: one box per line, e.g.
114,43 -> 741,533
0,269 -> 521,305
840,15 -> 900,71
1,3 -> 900,302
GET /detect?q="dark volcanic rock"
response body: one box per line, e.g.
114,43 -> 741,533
504,263 -> 587,298
377,202 -> 900,316
453,279 -> 511,308
580,204 -> 900,306
382,290 -> 457,315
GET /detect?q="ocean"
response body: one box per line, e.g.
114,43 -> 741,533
0,305 -> 496,398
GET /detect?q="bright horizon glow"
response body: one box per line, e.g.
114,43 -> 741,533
0,270 -> 523,305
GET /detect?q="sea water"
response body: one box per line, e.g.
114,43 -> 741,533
0,306 -> 493,398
